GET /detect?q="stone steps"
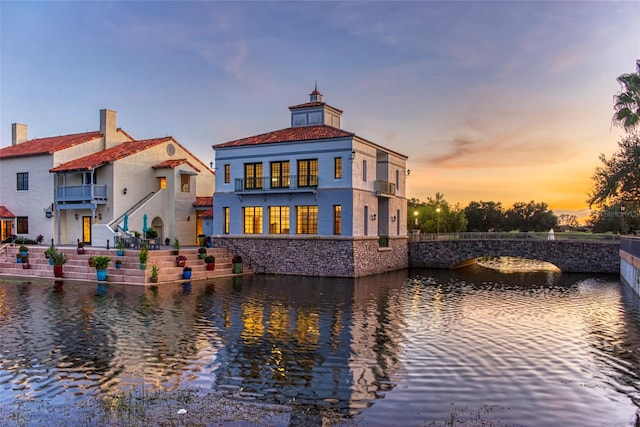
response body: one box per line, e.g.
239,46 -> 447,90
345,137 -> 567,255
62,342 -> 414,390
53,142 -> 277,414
0,245 -> 247,285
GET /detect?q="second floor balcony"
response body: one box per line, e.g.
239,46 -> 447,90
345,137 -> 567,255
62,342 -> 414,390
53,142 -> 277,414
235,175 -> 318,193
375,180 -> 396,197
55,184 -> 108,206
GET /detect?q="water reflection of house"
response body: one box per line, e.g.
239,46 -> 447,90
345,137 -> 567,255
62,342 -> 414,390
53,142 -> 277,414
211,87 -> 409,277
0,110 -> 214,245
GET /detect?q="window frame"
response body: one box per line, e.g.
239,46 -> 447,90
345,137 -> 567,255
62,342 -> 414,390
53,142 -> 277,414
297,159 -> 318,188
224,164 -> 231,184
244,163 -> 263,190
16,172 -> 29,191
334,157 -> 342,179
296,205 -> 318,234
333,205 -> 342,235
269,206 -> 290,234
270,161 -> 290,189
243,206 -> 263,234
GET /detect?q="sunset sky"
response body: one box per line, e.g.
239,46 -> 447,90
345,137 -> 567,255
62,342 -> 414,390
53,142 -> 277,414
1,1 -> 638,221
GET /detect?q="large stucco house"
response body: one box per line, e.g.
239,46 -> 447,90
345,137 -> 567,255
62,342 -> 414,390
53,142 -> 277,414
0,109 -> 214,246
211,87 -> 409,277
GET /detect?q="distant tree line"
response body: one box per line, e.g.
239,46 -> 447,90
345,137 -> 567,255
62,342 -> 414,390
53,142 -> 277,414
408,194 -> 558,233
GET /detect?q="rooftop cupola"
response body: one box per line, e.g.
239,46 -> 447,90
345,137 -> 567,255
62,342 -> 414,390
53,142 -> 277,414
289,84 -> 343,128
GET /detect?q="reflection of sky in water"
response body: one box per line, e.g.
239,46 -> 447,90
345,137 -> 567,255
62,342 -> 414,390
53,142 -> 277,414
0,269 -> 639,426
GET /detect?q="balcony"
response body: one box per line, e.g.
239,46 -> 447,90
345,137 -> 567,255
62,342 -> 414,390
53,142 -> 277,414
375,180 -> 396,197
235,175 -> 318,194
55,184 -> 108,208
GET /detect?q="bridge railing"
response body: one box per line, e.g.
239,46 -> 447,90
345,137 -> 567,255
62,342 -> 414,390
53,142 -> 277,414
410,232 -> 621,242
621,236 -> 640,258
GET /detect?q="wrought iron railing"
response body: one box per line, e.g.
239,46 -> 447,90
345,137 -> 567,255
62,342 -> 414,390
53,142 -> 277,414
235,175 -> 318,192
374,180 -> 396,197
55,184 -> 107,202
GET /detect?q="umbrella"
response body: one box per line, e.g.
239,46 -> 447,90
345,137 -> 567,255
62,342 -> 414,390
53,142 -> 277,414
123,214 -> 129,232
142,214 -> 149,237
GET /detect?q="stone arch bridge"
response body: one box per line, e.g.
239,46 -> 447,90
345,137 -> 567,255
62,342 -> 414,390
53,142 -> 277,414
409,233 -> 620,273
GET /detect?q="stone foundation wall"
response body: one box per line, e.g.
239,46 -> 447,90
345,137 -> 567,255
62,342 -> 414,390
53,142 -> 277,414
210,236 -> 408,277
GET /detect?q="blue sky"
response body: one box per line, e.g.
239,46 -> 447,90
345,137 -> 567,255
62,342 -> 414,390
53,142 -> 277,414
1,1 -> 638,219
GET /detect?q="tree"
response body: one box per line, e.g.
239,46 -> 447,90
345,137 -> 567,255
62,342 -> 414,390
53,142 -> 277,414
464,201 -> 505,231
407,193 -> 467,233
557,214 -> 580,230
504,201 -> 557,232
588,134 -> 640,208
587,203 -> 640,234
613,68 -> 640,134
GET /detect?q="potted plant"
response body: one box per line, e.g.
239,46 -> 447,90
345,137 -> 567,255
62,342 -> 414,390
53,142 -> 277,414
139,246 -> 149,270
232,255 -> 243,274
22,256 -> 30,269
151,264 -> 160,283
16,253 -> 22,264
115,259 -> 122,269
51,250 -> 67,278
146,228 -> 158,240
175,255 -> 187,267
116,239 -> 125,256
19,245 -> 28,257
198,247 -> 207,259
45,243 -> 55,265
205,255 -> 215,271
87,256 -> 94,267
36,234 -> 44,245
164,237 -> 171,246
77,241 -> 85,254
172,238 -> 180,255
93,255 -> 111,281
182,266 -> 192,280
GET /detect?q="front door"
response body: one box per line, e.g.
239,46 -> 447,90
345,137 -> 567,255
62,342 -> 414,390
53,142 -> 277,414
82,216 -> 91,244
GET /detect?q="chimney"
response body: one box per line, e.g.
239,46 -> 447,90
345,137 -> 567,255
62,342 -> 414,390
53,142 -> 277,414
11,123 -> 27,145
100,109 -> 117,150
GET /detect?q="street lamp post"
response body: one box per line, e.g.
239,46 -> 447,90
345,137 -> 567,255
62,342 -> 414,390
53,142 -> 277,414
436,207 -> 441,234
414,211 -> 418,228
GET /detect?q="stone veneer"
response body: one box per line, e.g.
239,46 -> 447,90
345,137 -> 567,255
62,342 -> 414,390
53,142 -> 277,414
210,236 -> 409,277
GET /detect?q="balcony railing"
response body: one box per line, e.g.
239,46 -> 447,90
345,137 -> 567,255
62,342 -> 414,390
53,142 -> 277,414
375,180 -> 396,197
235,175 -> 318,192
55,184 -> 108,204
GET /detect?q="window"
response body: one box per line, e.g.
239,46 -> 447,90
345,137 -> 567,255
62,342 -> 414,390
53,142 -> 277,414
16,216 -> 28,234
297,159 -> 318,187
16,172 -> 28,191
244,163 -> 263,189
364,206 -> 369,236
84,172 -> 96,185
224,164 -> 230,184
181,174 -> 190,192
243,206 -> 263,234
223,207 -> 230,234
270,161 -> 290,189
296,206 -> 318,234
333,205 -> 342,235
269,206 -> 290,234
396,169 -> 400,191
159,177 -> 167,189
362,160 -> 367,182
334,157 -> 342,179
397,209 -> 401,235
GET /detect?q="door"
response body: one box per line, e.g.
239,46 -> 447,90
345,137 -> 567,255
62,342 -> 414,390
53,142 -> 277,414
82,216 -> 91,244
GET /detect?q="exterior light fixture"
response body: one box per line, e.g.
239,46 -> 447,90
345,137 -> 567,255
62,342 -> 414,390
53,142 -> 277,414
414,210 -> 418,226
391,215 -> 397,222
98,213 -> 102,220
350,150 -> 356,161
371,213 -> 377,221
209,161 -> 214,169
45,211 -> 53,219
122,188 -> 127,195
406,169 -> 411,175
187,216 -> 191,221
75,213 -> 79,220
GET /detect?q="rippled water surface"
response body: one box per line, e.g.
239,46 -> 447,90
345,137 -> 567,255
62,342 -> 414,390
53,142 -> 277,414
1,265 -> 640,426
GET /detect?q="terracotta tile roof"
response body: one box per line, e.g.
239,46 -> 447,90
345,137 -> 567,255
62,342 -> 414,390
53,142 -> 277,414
152,158 -> 201,173
0,206 -> 15,218
50,137 -> 173,172
213,125 -> 354,148
193,196 -> 213,208
0,131 -> 102,159
197,208 -> 213,218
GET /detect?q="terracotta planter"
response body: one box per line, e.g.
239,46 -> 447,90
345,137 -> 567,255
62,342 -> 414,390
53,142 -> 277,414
177,260 -> 186,268
53,265 -> 63,278
206,263 -> 215,271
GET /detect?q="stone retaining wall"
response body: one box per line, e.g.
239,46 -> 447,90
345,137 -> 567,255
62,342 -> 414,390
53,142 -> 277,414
211,236 -> 408,277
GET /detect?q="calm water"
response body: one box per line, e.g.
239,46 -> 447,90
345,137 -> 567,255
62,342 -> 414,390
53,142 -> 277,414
1,264 -> 640,426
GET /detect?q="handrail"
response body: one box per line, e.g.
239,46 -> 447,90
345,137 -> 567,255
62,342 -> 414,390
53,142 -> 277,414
215,238 -> 266,274
109,191 -> 156,229
410,232 -> 622,242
